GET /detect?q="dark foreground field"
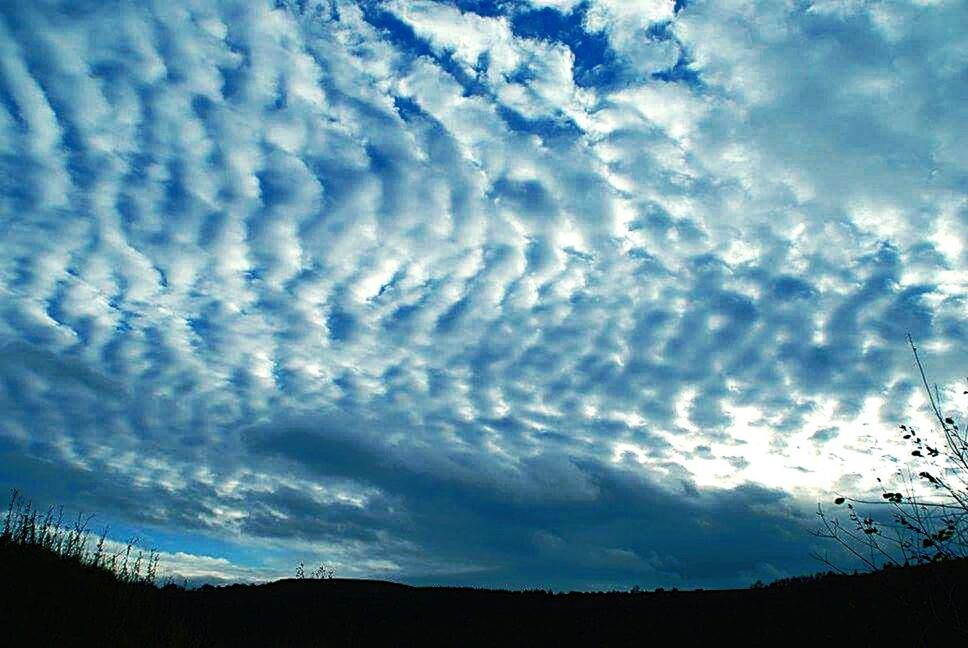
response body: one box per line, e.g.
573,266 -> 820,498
3,542 -> 967,646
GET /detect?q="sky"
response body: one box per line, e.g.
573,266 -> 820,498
0,0 -> 965,590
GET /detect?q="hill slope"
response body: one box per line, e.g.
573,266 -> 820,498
3,542 -> 967,646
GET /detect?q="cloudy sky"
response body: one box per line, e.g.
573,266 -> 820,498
0,0 -> 965,589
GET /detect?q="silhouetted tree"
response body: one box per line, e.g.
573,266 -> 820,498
312,563 -> 335,579
294,561 -> 334,579
812,335 -> 967,572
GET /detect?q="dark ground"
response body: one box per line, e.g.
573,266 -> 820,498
3,542 -> 967,646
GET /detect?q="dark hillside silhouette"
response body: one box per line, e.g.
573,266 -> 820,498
3,538 -> 967,646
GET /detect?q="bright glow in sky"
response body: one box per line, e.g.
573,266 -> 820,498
0,0 -> 966,590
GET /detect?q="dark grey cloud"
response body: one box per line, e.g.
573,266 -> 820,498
237,411 -> 815,588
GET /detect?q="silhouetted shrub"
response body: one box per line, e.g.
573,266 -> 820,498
813,335 -> 967,572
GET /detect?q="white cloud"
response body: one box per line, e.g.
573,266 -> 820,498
387,0 -> 593,126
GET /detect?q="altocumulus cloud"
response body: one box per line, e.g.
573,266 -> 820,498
0,0 -> 965,589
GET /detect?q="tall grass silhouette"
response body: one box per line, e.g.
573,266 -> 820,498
0,490 -> 199,646
1,489 -> 161,585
